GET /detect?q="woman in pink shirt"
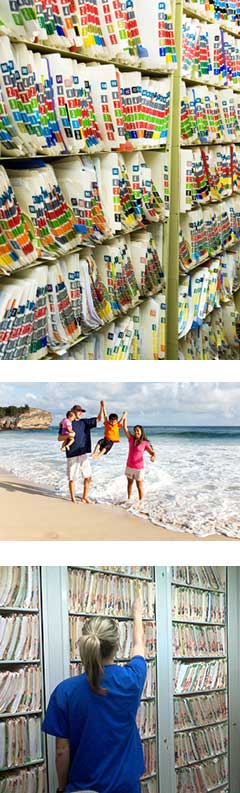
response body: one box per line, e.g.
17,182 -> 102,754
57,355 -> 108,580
123,414 -> 156,506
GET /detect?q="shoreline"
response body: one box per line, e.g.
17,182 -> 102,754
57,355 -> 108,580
0,467 -> 235,541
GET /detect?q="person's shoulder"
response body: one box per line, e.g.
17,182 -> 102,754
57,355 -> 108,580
55,674 -> 85,695
127,655 -> 146,669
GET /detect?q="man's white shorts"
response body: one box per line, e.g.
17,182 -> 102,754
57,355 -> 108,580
125,466 -> 144,481
67,454 -> 92,482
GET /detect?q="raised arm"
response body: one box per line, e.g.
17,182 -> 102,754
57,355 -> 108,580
97,400 -> 106,423
123,412 -> 131,439
131,597 -> 145,658
119,409 -> 127,425
56,737 -> 70,792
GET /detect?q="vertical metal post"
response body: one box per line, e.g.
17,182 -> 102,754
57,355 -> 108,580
167,0 -> 182,359
41,567 -> 70,793
155,566 -> 176,793
227,567 -> 240,793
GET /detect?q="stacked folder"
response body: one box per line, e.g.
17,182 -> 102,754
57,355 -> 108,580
174,658 -> 227,693
68,568 -> 155,618
0,666 -> 41,714
178,299 -> 240,358
182,17 -> 240,86
0,765 -> 46,793
0,567 -> 38,609
176,756 -> 228,793
0,231 -> 165,359
179,198 -> 240,272
181,83 -> 240,146
0,37 -> 172,157
137,701 -> 156,739
174,690 -> 228,731
172,624 -> 226,657
178,254 -> 240,338
0,1 -> 177,68
172,585 -> 225,623
0,716 -> 42,769
142,740 -> 156,778
184,0 -> 240,29
171,567 -> 225,590
175,722 -> 228,767
0,155 -> 165,277
0,614 -> 39,661
63,295 -> 166,360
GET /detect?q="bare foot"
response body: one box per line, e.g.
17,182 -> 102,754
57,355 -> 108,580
71,498 -> 77,504
91,453 -> 98,459
81,497 -> 90,504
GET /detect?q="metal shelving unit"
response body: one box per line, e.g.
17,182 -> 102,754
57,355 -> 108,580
167,0 -> 240,359
1,566 -> 240,793
0,566 -> 47,788
0,3 -> 176,361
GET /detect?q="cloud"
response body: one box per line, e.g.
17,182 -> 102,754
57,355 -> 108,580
0,383 -> 240,425
25,392 -> 37,401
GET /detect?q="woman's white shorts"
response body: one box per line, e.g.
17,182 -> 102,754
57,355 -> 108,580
67,454 -> 92,481
125,466 -> 144,481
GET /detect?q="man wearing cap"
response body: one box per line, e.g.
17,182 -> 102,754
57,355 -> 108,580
58,402 -> 103,504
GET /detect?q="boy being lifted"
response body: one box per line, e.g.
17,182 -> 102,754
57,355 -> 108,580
92,400 -> 127,459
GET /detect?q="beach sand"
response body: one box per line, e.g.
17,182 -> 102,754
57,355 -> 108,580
0,468 -> 234,541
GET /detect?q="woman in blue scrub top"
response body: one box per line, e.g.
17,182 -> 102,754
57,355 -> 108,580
42,598 -> 146,793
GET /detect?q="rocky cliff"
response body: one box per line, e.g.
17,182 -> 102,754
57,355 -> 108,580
0,409 -> 52,430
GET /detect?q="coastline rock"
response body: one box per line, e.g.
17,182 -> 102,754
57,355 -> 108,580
0,409 -> 52,431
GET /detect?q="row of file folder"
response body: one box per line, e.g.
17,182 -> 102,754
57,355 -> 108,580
0,235 -> 165,359
182,17 -> 240,86
175,722 -> 228,768
174,659 -> 227,694
179,198 -> 240,271
174,690 -> 228,731
0,155 -> 166,276
181,84 -> 240,145
173,624 -> 225,658
0,716 -> 42,769
171,567 -> 225,590
0,567 -> 38,609
178,298 -> 240,358
69,615 -> 156,659
136,701 -> 156,739
178,253 -> 240,337
142,740 -> 156,778
0,37 -> 172,157
68,568 -> 155,617
176,756 -> 228,793
0,666 -> 41,714
0,0 -> 177,69
0,615 -> 39,661
171,585 -> 225,623
62,296 -> 166,360
184,0 -> 240,28
141,782 -> 156,793
180,147 -> 240,212
0,765 -> 47,793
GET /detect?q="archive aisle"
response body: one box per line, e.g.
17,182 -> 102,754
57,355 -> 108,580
1,565 -> 240,792
1,1 -> 240,359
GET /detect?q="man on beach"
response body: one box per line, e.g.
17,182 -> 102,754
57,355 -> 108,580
58,403 -> 103,504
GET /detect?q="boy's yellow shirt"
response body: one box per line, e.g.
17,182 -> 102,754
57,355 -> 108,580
104,419 -> 122,443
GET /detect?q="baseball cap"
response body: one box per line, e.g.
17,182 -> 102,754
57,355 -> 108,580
71,404 -> 86,413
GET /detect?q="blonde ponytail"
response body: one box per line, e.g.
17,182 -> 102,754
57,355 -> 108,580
80,617 -> 119,695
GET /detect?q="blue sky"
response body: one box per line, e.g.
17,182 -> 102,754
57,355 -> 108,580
0,382 -> 240,426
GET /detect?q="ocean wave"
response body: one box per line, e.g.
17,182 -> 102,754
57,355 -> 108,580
0,430 -> 239,537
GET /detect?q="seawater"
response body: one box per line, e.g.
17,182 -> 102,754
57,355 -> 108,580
0,426 -> 240,537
